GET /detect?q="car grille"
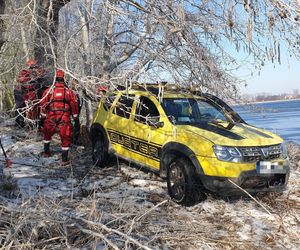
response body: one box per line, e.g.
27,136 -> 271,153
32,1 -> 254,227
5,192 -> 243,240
239,144 -> 282,162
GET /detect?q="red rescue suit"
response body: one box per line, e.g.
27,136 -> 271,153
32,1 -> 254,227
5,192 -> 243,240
16,69 -> 39,120
41,81 -> 79,150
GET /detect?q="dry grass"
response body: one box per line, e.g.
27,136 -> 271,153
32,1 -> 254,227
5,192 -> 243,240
0,129 -> 300,249
1,174 -> 299,249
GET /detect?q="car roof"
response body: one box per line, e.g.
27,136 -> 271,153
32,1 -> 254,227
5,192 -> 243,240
110,85 -> 202,99
124,90 -> 198,98
106,85 -> 246,124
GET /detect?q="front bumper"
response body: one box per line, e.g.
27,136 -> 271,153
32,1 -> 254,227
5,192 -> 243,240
199,160 -> 290,195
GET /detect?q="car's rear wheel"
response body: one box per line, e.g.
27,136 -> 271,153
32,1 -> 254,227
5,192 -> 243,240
167,157 -> 205,206
92,133 -> 107,167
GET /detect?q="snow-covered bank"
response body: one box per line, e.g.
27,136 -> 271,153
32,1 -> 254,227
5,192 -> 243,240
1,123 -> 299,249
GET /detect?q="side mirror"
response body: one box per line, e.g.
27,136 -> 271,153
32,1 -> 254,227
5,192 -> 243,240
156,121 -> 164,128
146,117 -> 164,128
168,115 -> 176,124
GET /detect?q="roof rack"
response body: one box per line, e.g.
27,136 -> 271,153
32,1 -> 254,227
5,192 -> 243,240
114,82 -> 203,96
113,82 -> 166,95
188,86 -> 202,95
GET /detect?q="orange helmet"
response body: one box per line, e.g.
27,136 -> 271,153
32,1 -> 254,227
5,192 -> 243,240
56,69 -> 65,78
26,59 -> 37,67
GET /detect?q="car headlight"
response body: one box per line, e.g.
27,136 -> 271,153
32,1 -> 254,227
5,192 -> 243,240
213,145 -> 242,163
280,142 -> 288,159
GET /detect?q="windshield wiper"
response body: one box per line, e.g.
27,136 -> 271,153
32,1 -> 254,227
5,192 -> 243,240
209,117 -> 235,130
224,111 -> 236,129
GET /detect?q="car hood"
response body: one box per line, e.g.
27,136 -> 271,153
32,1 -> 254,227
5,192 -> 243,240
177,122 -> 283,147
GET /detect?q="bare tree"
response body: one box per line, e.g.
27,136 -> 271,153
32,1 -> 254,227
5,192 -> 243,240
59,0 -> 300,97
1,0 -> 300,119
34,0 -> 70,65
0,0 -> 5,50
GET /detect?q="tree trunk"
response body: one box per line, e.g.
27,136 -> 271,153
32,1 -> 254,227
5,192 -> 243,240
34,0 -> 70,66
78,2 -> 93,127
20,24 -> 29,60
0,0 -> 5,50
0,0 -> 5,111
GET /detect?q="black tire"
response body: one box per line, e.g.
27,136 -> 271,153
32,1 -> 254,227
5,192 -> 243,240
92,133 -> 108,167
167,157 -> 205,206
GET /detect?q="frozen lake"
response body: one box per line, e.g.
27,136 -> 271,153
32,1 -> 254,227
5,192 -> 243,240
234,99 -> 300,145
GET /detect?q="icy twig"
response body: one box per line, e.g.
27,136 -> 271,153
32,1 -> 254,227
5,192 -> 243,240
228,179 -> 272,215
74,223 -> 120,250
73,216 -> 153,250
127,199 -> 168,234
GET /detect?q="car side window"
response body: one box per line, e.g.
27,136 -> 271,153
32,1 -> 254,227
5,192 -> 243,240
113,94 -> 135,119
103,93 -> 117,111
135,96 -> 160,124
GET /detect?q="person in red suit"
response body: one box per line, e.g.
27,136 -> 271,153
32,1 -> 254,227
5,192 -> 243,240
40,69 -> 79,165
14,69 -> 31,127
14,59 -> 46,128
26,59 -> 46,99
25,59 -> 46,127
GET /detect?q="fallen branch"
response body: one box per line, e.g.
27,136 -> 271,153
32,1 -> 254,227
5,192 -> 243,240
73,216 -> 153,250
128,199 -> 168,234
0,158 -> 44,168
228,179 -> 273,215
74,223 -> 120,250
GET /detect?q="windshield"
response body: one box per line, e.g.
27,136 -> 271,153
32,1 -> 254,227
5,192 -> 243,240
162,98 -> 230,125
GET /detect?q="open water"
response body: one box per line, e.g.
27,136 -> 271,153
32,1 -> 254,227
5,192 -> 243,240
234,99 -> 300,145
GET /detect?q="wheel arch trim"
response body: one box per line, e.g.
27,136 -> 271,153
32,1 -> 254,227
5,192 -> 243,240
90,123 -> 109,147
160,142 -> 204,176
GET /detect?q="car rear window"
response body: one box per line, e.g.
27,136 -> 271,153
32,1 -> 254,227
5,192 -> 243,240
103,93 -> 117,111
135,96 -> 160,124
113,94 -> 135,119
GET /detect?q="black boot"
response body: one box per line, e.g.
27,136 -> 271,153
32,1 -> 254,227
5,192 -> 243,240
61,150 -> 70,166
43,143 -> 51,157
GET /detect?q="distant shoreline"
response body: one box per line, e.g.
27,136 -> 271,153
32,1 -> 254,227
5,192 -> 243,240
238,98 -> 300,105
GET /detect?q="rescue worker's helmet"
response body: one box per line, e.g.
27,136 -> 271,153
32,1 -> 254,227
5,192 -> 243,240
26,59 -> 37,67
56,69 -> 65,79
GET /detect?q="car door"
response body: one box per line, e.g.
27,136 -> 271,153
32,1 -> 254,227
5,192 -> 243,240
129,95 -> 167,170
106,94 -> 135,159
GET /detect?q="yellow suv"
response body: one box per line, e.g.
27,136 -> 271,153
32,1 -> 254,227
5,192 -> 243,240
90,85 -> 290,206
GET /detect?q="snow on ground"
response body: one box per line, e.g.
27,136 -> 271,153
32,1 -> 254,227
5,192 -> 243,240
0,122 -> 300,249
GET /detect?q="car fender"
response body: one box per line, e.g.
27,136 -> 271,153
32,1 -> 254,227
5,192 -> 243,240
90,123 -> 109,149
160,142 -> 204,177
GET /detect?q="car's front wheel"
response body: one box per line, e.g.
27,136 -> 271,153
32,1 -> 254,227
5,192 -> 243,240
92,133 -> 107,167
167,157 -> 205,206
